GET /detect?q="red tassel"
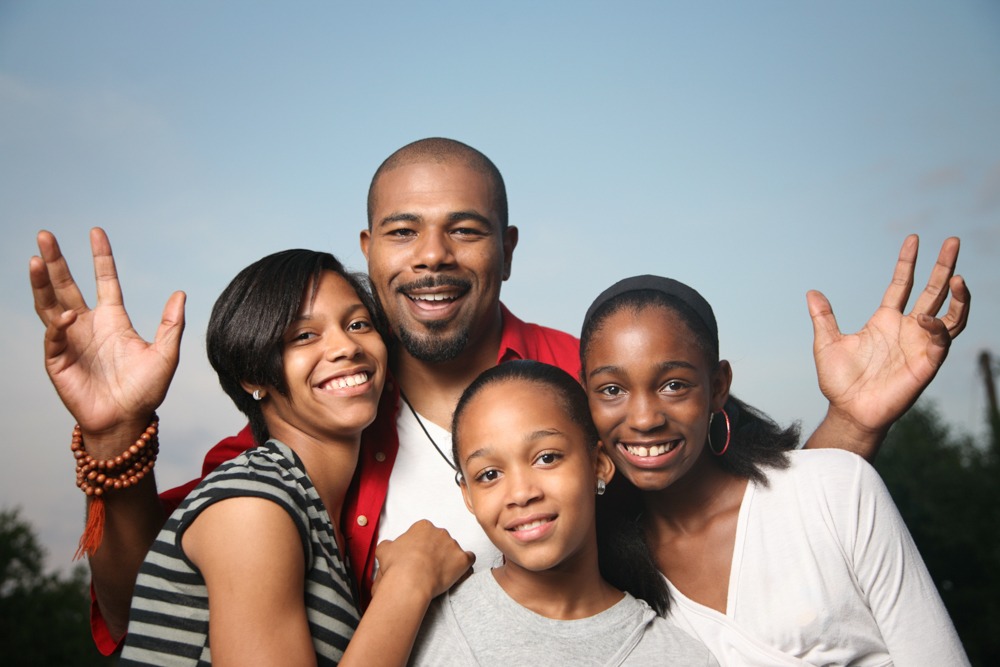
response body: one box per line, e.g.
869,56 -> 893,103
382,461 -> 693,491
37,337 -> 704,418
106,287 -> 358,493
74,497 -> 106,560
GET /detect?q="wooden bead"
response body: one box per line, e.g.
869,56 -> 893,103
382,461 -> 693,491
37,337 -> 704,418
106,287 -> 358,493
71,415 -> 159,499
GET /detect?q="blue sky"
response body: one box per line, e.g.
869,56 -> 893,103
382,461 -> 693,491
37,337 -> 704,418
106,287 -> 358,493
2,1 -> 998,574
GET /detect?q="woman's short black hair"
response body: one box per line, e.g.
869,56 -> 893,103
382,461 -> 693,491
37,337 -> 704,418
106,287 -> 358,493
451,359 -> 670,615
206,249 -> 384,446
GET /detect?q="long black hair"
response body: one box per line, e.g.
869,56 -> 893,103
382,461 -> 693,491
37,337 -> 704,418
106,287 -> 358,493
451,360 -> 670,615
206,249 -> 384,446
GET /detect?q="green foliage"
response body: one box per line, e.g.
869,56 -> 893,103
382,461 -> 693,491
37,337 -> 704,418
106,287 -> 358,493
0,507 -> 115,666
876,403 -> 1000,667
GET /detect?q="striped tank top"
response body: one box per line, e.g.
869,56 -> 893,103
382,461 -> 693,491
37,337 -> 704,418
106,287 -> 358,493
120,440 -> 359,665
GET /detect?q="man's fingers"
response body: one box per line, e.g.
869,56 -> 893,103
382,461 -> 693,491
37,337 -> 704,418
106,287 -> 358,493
42,309 -> 77,365
154,291 -> 187,361
807,290 -> 842,351
36,230 -> 89,313
916,313 -> 952,370
879,234 -> 918,312
90,227 -> 126,308
939,274 -> 970,339
29,255 -> 61,323
909,236 -> 959,318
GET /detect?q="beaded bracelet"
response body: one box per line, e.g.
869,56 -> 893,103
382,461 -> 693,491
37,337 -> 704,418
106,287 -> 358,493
70,415 -> 160,560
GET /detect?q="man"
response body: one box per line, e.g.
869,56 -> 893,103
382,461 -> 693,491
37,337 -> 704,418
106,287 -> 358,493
31,138 -> 969,654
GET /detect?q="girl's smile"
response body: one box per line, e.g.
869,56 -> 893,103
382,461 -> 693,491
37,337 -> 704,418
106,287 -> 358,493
584,305 -> 729,492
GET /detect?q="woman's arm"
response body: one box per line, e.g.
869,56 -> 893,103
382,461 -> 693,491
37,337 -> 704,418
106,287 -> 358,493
183,496 -> 318,667
184,506 -> 474,667
341,520 -> 475,666
847,457 -> 970,666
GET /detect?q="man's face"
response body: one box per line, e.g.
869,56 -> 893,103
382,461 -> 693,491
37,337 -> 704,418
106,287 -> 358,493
361,160 -> 517,362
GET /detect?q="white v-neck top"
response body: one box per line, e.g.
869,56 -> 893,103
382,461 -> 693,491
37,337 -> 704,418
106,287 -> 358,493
662,449 -> 968,666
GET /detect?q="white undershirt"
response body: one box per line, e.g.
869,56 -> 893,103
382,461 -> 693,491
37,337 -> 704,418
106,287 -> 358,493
377,397 -> 502,571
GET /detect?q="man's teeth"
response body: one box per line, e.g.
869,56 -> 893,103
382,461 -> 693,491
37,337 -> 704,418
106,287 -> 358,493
409,292 -> 457,302
511,518 -> 550,532
625,442 -> 677,457
324,372 -> 369,389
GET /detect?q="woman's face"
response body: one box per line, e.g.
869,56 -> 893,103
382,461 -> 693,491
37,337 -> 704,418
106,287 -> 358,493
583,305 -> 727,492
456,380 -> 613,574
259,271 -> 388,444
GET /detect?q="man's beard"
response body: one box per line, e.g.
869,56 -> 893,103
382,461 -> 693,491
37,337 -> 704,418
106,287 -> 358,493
395,319 -> 470,363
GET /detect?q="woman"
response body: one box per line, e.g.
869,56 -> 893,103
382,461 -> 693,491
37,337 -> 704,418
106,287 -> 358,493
579,275 -> 968,666
409,360 -> 717,666
101,249 -> 473,665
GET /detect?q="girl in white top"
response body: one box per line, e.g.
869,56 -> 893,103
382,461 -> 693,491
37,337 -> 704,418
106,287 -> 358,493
579,274 -> 969,666
409,360 -> 717,666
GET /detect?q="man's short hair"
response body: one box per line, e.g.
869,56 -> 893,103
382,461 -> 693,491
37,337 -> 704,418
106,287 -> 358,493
366,137 -> 508,230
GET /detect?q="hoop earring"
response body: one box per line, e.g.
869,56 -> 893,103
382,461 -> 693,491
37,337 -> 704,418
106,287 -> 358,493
596,479 -> 606,496
252,389 -> 263,401
708,409 -> 731,456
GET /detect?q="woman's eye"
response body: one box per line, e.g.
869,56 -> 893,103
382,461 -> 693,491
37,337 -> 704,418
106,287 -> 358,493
348,319 -> 372,332
662,380 -> 688,392
599,385 -> 623,397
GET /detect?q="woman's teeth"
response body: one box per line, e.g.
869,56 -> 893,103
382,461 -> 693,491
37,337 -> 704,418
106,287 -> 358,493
324,372 -> 369,389
625,442 -> 677,457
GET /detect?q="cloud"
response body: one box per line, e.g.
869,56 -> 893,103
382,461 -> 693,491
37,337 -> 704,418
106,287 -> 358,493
0,71 -> 171,149
975,161 -> 1000,215
916,165 -> 965,192
887,207 -> 937,234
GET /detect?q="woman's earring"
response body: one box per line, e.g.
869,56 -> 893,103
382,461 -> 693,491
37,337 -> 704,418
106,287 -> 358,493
596,478 -> 606,496
708,408 -> 731,456
252,389 -> 263,401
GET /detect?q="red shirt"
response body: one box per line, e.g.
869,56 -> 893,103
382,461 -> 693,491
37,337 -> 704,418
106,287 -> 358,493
92,304 -> 580,654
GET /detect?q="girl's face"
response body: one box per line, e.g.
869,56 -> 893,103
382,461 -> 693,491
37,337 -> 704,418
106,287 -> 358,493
256,271 -> 388,444
584,305 -> 729,492
456,380 -> 614,574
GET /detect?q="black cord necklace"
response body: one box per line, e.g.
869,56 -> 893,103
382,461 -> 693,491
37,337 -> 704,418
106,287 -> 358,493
399,388 -> 458,473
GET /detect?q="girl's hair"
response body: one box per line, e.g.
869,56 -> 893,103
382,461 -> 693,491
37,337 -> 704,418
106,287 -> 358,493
452,359 -> 670,615
206,249 -> 384,446
581,282 -> 799,486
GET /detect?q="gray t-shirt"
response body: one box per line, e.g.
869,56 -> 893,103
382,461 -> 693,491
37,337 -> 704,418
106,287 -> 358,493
409,570 -> 717,666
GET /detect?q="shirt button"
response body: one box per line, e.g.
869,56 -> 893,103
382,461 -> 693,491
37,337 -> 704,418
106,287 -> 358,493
374,452 -> 386,462
356,515 -> 368,527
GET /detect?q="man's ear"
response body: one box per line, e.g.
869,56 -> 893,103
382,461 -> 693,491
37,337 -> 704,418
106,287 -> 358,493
501,225 -> 518,281
359,228 -> 371,262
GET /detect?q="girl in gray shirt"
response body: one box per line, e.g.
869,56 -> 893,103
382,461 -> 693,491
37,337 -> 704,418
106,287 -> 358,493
409,360 -> 716,667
